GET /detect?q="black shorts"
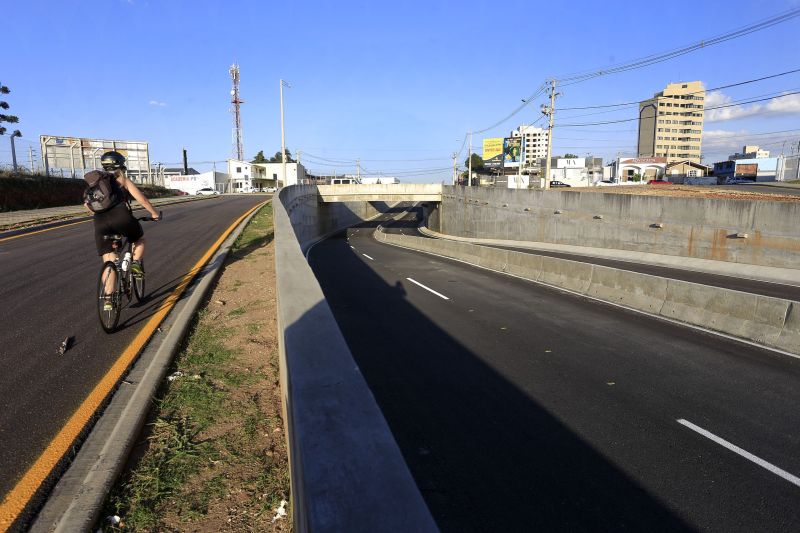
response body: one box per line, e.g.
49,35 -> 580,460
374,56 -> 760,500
93,202 -> 144,255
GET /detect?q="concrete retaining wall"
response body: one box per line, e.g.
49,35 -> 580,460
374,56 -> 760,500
438,186 -> 800,269
375,230 -> 800,356
274,186 -> 437,532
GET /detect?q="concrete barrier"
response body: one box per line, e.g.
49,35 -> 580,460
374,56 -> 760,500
275,187 -> 437,532
376,229 -> 800,356
436,186 -> 800,270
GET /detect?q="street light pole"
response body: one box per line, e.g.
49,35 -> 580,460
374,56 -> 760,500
10,133 -> 20,172
280,79 -> 289,186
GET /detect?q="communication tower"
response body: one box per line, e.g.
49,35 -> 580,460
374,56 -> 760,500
229,63 -> 244,161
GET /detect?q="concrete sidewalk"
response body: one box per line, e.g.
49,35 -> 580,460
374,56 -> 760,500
0,196 -> 215,231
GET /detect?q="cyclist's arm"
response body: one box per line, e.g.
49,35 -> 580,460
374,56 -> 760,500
117,175 -> 159,220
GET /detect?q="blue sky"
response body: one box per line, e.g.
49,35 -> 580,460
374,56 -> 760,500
2,0 -> 800,182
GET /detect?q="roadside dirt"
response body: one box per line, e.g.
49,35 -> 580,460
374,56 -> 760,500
104,205 -> 290,532
568,184 -> 800,202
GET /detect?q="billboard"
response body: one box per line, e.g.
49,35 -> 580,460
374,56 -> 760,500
39,135 -> 151,182
503,137 -> 522,167
482,138 -> 503,169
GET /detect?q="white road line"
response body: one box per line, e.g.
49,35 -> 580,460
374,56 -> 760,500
362,253 -> 374,260
677,419 -> 800,488
406,278 -> 450,300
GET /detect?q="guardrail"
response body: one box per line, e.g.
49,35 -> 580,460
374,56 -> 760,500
375,229 -> 800,356
273,186 -> 437,531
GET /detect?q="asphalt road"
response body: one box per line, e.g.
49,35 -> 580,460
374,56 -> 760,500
310,208 -> 800,532
723,183 -> 800,196
0,195 -> 265,505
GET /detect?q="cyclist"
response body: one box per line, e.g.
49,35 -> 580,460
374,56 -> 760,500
87,151 -> 159,309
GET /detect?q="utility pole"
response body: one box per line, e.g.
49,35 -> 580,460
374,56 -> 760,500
796,141 -> 800,181
182,147 -> 189,176
452,152 -> 457,185
280,79 -> 290,186
28,146 -> 34,173
356,158 -> 361,182
542,79 -> 559,190
468,130 -> 473,187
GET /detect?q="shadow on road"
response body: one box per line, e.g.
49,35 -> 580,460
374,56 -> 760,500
308,218 -> 695,533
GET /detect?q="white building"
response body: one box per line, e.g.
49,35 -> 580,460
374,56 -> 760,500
607,156 -> 667,183
729,145 -> 770,161
165,171 -> 229,194
252,162 -> 307,187
227,159 -> 270,192
547,157 -> 603,187
512,125 -> 548,163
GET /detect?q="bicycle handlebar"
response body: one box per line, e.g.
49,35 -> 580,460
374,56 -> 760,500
137,210 -> 163,222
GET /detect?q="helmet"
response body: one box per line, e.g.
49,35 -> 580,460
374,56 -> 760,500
100,151 -> 126,170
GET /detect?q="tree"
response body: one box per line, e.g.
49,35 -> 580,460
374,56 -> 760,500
463,153 -> 484,170
0,82 -> 21,137
269,149 -> 295,163
563,153 -> 578,159
251,150 -> 267,164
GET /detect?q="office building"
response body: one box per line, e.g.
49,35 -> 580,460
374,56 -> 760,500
512,125 -> 549,164
638,81 -> 704,164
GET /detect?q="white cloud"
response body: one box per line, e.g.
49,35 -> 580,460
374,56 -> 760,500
149,100 -> 167,107
706,91 -> 800,122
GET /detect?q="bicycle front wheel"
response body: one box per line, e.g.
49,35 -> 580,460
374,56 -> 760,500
133,260 -> 146,302
98,261 -> 121,333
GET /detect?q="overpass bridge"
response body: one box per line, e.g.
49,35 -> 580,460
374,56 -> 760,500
315,183 -> 442,203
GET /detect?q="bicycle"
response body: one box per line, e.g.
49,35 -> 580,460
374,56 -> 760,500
97,212 -> 161,333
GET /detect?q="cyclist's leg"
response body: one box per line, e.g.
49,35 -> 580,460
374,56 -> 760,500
131,237 -> 145,261
95,213 -> 118,296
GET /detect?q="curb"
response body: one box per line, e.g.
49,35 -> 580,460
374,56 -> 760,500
27,204 -> 267,533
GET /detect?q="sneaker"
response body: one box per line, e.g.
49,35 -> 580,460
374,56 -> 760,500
130,260 -> 144,277
102,297 -> 113,312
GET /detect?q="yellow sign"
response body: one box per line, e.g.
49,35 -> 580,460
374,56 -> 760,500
483,138 -> 503,168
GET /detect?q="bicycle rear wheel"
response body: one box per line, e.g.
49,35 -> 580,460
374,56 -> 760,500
98,261 -> 121,333
132,260 -> 146,302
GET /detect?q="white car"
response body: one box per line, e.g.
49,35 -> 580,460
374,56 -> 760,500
724,177 -> 751,185
265,187 -> 277,193
196,187 -> 219,196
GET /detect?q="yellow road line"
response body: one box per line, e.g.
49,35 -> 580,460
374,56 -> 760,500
0,201 -> 268,530
0,218 -> 91,244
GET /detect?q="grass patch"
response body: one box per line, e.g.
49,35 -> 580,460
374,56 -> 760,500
227,306 -> 246,317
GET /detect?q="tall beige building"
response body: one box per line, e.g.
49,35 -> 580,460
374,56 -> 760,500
637,81 -> 704,164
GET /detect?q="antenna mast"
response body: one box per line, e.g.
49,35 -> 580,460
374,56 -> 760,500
229,63 -> 244,161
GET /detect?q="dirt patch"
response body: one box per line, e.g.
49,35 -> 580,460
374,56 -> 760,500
102,204 -> 290,532
569,184 -> 800,203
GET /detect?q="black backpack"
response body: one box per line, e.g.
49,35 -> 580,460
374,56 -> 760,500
84,170 -> 125,213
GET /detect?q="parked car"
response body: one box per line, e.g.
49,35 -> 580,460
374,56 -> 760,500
549,180 -> 571,188
647,179 -> 672,185
196,187 -> 219,196
265,187 -> 278,193
597,180 -> 618,186
724,177 -> 752,185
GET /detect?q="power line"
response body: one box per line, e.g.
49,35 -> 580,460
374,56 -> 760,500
552,8 -> 800,86
558,67 -> 800,111
555,90 -> 800,128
